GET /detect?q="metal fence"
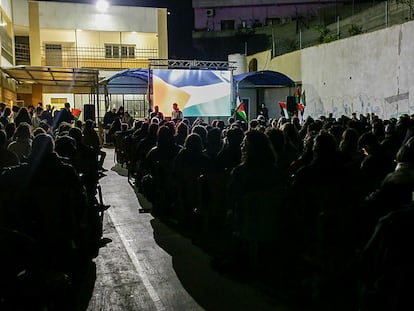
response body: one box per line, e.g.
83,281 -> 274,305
269,0 -> 414,57
15,44 -> 158,69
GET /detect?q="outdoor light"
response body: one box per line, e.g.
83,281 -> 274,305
96,0 -> 109,13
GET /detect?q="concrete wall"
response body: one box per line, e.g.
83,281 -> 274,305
269,50 -> 302,83
264,87 -> 292,119
301,21 -> 414,119
0,0 -> 12,19
246,49 -> 301,83
244,50 -> 298,119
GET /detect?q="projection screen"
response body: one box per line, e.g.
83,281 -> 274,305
152,69 -> 232,117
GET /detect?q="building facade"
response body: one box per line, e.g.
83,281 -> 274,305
192,0 -> 352,60
0,0 -> 168,120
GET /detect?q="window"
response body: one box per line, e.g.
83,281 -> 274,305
105,44 -> 135,59
248,58 -> 258,72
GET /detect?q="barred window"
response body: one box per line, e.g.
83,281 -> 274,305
105,44 -> 135,59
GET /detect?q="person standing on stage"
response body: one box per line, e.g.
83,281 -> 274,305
171,103 -> 183,122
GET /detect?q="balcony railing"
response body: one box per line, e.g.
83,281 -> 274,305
15,44 -> 158,69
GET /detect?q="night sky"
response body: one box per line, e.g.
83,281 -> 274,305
47,0 -> 195,59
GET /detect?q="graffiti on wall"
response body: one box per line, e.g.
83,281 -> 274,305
303,92 -> 410,120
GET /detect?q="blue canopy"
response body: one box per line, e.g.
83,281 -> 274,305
234,70 -> 294,87
100,68 -> 149,94
108,68 -> 149,81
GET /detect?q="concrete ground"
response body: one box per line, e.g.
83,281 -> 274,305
87,148 -> 288,311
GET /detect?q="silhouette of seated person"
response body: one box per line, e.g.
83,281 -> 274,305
289,129 -> 318,177
135,123 -> 159,179
0,107 -> 11,127
205,127 -> 223,160
144,126 -> 182,217
0,134 -> 89,276
55,135 -> 78,167
173,133 -> 211,226
0,129 -> 19,169
174,121 -> 189,147
7,122 -> 32,162
281,122 -> 303,157
107,117 -> 121,144
191,124 -> 208,151
229,130 -> 283,205
215,126 -> 244,172
292,131 -> 358,305
14,107 -> 32,127
358,132 -> 396,194
82,119 -> 106,171
339,127 -> 364,172
68,127 -> 104,251
68,127 -> 99,198
129,122 -> 149,168
266,127 -> 300,180
360,205 -> 414,311
363,136 -> 414,245
103,108 -> 117,130
144,126 -> 182,176
221,130 -> 286,275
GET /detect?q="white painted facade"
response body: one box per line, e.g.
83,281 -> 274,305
12,0 -> 159,33
0,0 -> 12,18
228,53 -> 247,75
301,20 -> 414,120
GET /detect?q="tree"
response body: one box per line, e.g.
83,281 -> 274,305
348,24 -> 363,36
314,25 -> 337,44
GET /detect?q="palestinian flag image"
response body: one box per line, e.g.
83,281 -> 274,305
279,101 -> 288,118
236,96 -> 247,121
72,108 -> 82,119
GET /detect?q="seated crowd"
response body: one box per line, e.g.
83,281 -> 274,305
0,103 -> 109,310
113,111 -> 414,311
1,101 -> 414,310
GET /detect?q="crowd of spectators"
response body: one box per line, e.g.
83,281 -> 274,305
112,111 -> 414,311
2,101 -> 414,310
0,103 -> 108,310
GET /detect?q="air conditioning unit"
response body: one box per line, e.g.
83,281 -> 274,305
206,9 -> 215,17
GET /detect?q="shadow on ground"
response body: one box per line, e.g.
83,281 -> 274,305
150,218 -> 286,311
110,163 -> 128,177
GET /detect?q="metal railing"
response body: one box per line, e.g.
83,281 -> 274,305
15,44 -> 158,69
193,1 -> 414,57
273,0 -> 414,56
